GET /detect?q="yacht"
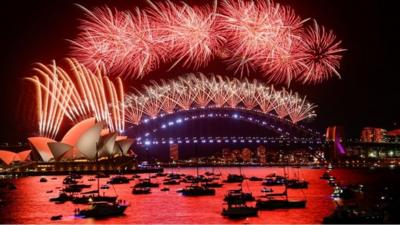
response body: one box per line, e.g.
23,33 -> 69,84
224,188 -> 255,202
256,189 -> 306,209
224,174 -> 244,183
222,199 -> 258,218
75,201 -> 128,218
134,178 -> 160,188
107,175 -> 130,184
286,179 -> 309,189
181,184 -> 215,196
132,187 -> 151,194
163,179 -> 180,185
261,176 -> 286,186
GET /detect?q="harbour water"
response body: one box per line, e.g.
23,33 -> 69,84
0,167 -> 397,224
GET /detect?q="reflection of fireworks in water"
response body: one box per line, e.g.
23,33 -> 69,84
71,0 -> 345,84
124,73 -> 316,126
25,58 -> 124,138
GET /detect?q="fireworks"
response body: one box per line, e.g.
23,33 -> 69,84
25,58 -> 124,138
70,0 -> 345,84
298,20 -> 346,84
124,73 -> 316,126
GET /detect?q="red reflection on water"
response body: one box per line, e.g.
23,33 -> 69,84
1,167 -> 341,224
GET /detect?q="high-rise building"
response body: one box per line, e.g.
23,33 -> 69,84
232,149 -> 241,161
256,145 -> 266,163
326,126 -> 344,141
222,148 -> 233,163
241,148 -> 252,162
361,127 -> 387,143
169,144 -> 179,161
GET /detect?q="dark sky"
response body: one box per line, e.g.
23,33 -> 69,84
0,0 -> 399,143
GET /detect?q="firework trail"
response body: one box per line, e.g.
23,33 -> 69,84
25,58 -> 125,138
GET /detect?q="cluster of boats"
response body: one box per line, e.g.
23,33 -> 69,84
45,173 -> 128,219
40,165 -> 312,220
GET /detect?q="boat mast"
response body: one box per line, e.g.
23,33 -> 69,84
96,141 -> 100,196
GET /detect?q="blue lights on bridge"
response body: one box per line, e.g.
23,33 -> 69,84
136,136 -> 325,146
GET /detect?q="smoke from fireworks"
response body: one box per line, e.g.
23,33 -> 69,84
70,0 -> 345,85
124,73 -> 316,126
25,58 -> 125,138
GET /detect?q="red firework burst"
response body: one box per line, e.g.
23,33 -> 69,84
70,5 -> 162,79
297,20 -> 346,84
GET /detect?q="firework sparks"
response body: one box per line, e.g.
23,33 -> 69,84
71,0 -> 345,85
125,73 -> 316,125
298,20 -> 346,84
25,58 -> 125,138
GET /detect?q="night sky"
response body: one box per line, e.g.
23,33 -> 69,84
0,0 -> 399,143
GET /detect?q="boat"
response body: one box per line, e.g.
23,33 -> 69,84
224,174 -> 244,183
40,177 -> 48,182
63,177 -> 78,185
320,171 -> 330,180
256,191 -> 306,210
51,177 -> 58,180
163,179 -> 180,185
202,181 -> 223,188
131,174 -> 141,179
75,201 -> 128,218
222,200 -> 258,218
50,192 -> 73,203
160,187 -> 170,192
72,191 -> 117,204
331,185 -> 356,199
156,172 -> 167,177
62,184 -> 92,193
256,166 -> 306,210
248,176 -> 263,181
100,184 -> 109,189
88,178 -> 96,182
46,190 -> 54,193
50,215 -> 62,220
323,204 -> 383,224
132,187 -> 151,194
74,144 -> 128,217
134,178 -> 160,188
181,184 -> 216,196
261,176 -> 286,186
286,179 -> 309,189
107,176 -> 130,184
328,176 -> 336,186
261,187 -> 273,193
224,189 -> 255,202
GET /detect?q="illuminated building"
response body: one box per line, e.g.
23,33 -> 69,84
360,127 -> 387,143
256,145 -> 267,163
241,148 -> 252,162
222,148 -> 233,163
169,144 -> 179,162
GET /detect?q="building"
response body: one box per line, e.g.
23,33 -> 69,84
241,148 -> 252,162
0,117 -> 133,167
256,145 -> 266,163
232,149 -> 241,161
169,144 -> 179,162
326,126 -> 344,141
360,127 -> 387,143
222,148 -> 233,163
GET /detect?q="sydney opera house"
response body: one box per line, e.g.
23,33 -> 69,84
0,118 -> 134,173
